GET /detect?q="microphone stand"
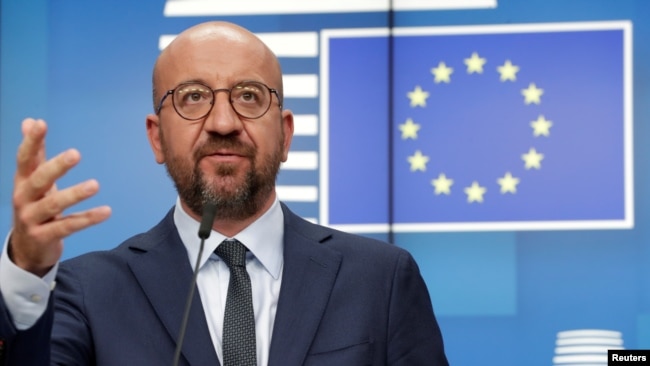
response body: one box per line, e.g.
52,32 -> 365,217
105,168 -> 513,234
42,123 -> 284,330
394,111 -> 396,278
172,203 -> 217,366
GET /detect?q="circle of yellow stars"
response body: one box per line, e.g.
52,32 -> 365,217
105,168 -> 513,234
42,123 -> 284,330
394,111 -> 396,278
399,52 -> 552,203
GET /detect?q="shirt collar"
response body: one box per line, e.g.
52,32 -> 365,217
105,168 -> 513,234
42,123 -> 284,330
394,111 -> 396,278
173,197 -> 284,279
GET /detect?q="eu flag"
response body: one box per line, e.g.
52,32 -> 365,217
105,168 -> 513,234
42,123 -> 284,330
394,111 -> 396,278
323,22 -> 633,232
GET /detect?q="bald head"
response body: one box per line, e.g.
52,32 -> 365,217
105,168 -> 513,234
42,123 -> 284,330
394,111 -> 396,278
151,21 -> 283,111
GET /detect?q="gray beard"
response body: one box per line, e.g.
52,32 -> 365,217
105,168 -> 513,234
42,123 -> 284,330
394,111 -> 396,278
161,133 -> 283,220
179,161 -> 272,221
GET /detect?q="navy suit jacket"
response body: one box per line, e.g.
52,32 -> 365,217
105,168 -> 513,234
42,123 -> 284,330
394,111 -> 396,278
0,203 -> 448,365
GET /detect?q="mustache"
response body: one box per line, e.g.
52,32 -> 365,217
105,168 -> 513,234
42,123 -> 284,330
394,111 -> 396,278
193,135 -> 255,161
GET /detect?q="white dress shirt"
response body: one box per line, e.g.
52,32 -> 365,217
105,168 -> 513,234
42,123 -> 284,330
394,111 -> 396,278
0,233 -> 58,330
0,197 -> 285,366
174,197 -> 284,366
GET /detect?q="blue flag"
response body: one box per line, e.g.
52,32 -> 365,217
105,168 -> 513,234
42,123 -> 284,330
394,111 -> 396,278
322,22 -> 632,231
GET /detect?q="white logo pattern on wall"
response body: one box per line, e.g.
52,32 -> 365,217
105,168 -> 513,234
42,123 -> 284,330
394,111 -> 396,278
553,329 -> 624,365
162,0 -> 497,16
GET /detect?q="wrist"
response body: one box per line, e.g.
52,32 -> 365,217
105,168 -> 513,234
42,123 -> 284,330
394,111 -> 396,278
7,236 -> 52,278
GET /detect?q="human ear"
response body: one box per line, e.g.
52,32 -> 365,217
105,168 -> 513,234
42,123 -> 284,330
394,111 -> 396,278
145,114 -> 165,164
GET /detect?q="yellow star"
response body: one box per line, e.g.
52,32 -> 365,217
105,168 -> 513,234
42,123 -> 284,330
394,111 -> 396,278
464,181 -> 487,203
407,86 -> 429,107
522,83 -> 544,105
431,173 -> 453,195
431,62 -> 453,83
497,60 -> 519,82
522,148 -> 544,169
399,118 -> 421,140
464,52 -> 486,74
497,172 -> 520,194
530,115 -> 553,137
407,150 -> 429,172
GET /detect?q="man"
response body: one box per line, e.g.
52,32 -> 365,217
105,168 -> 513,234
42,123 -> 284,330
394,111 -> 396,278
0,21 -> 448,365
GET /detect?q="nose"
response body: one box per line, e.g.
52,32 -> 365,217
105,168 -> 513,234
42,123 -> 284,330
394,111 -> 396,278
202,90 -> 243,135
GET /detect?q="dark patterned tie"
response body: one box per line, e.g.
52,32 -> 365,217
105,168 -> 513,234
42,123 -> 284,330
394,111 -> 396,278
215,239 -> 257,366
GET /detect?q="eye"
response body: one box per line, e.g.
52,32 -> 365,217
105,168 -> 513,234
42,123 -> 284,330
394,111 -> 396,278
232,83 -> 266,106
188,91 -> 203,102
176,85 -> 211,105
240,90 -> 258,102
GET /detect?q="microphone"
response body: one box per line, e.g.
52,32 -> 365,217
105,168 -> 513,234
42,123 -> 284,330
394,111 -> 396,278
198,203 -> 217,240
172,202 -> 217,366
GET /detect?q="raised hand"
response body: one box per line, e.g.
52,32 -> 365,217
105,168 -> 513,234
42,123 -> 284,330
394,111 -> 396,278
9,118 -> 112,277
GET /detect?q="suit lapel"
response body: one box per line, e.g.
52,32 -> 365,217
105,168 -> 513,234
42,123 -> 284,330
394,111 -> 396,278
126,211 -> 220,366
268,207 -> 342,366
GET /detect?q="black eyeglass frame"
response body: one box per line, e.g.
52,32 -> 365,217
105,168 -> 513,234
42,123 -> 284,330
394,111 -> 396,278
156,80 -> 282,121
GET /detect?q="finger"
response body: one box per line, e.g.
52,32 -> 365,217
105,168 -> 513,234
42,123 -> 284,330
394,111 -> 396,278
30,205 -> 112,243
16,118 -> 47,179
14,149 -> 81,203
19,179 -> 101,225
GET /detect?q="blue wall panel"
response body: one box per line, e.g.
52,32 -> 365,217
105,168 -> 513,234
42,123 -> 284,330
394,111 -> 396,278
2,0 -> 649,364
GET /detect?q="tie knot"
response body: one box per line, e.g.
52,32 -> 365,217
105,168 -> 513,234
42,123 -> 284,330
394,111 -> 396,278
215,239 -> 247,267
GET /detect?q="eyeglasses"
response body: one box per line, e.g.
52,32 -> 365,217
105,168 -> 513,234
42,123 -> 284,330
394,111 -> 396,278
156,80 -> 282,120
